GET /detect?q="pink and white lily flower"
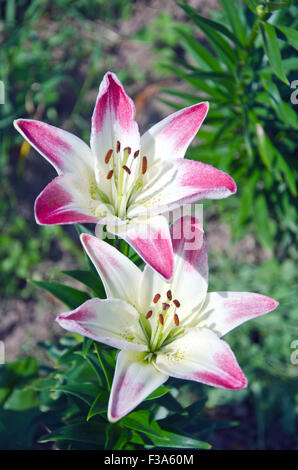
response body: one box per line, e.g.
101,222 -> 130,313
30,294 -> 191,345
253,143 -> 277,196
14,72 -> 236,280
56,216 -> 278,423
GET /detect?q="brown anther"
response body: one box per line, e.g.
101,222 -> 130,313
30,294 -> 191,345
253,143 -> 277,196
133,150 -> 140,159
142,156 -> 147,175
159,314 -> 164,325
173,299 -> 180,308
145,310 -> 152,319
122,165 -> 131,175
106,170 -> 114,180
124,146 -> 131,155
116,141 -> 121,152
162,302 -> 170,311
167,290 -> 172,301
153,293 -> 161,304
174,313 -> 180,326
105,149 -> 113,164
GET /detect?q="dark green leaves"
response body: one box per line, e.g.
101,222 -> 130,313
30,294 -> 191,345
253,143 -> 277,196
261,22 -> 289,85
276,24 -> 298,51
61,269 -> 105,298
30,280 -> 90,309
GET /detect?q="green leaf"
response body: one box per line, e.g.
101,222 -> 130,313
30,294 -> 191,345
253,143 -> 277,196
53,383 -> 100,406
87,391 -> 107,420
220,0 -> 246,46
39,422 -> 107,446
121,416 -> 169,440
30,280 -> 90,309
275,150 -> 297,196
82,338 -> 93,358
145,386 -> 171,400
264,1 -> 290,12
243,0 -> 257,13
237,169 -> 260,226
276,24 -> 298,51
179,2 -> 238,67
61,269 -> 105,298
261,23 -> 289,85
189,70 -> 235,85
179,1 -> 243,49
150,430 -> 211,449
178,30 -> 223,72
254,194 -> 273,250
255,123 -> 273,170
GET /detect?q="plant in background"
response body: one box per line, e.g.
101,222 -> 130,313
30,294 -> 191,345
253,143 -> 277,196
162,0 -> 298,254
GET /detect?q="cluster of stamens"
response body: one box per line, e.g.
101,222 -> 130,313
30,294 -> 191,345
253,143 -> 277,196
101,140 -> 148,218
104,141 -> 148,181
146,290 -> 181,328
143,290 -> 182,353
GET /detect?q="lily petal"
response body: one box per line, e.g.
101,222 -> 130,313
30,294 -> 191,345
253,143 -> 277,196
199,292 -> 279,337
107,215 -> 174,280
128,159 -> 237,218
91,72 -> 140,199
108,350 -> 168,422
140,102 -> 209,164
81,233 -> 142,308
34,174 -> 108,225
56,298 -> 147,351
170,216 -> 208,323
13,119 -> 93,177
155,328 -> 247,390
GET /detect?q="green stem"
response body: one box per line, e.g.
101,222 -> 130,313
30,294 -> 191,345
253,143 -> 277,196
94,342 -> 111,391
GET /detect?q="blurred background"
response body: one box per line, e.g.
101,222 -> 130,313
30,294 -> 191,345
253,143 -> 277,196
0,0 -> 297,449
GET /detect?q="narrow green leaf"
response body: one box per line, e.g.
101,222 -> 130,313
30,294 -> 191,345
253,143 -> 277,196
275,150 -> 297,196
179,2 -> 238,67
121,416 -> 169,441
150,430 -> 211,449
255,123 -> 273,170
53,383 -> 99,406
39,422 -> 107,445
276,24 -> 298,51
237,169 -> 260,226
145,386 -> 171,401
87,391 -> 107,420
254,194 -> 273,250
62,269 -> 105,298
261,23 -> 289,85
179,30 -> 223,71
179,1 -> 243,49
189,71 -> 235,84
220,0 -> 246,46
264,1 -> 290,12
82,338 -> 93,358
243,0 -> 257,13
30,280 -> 90,309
